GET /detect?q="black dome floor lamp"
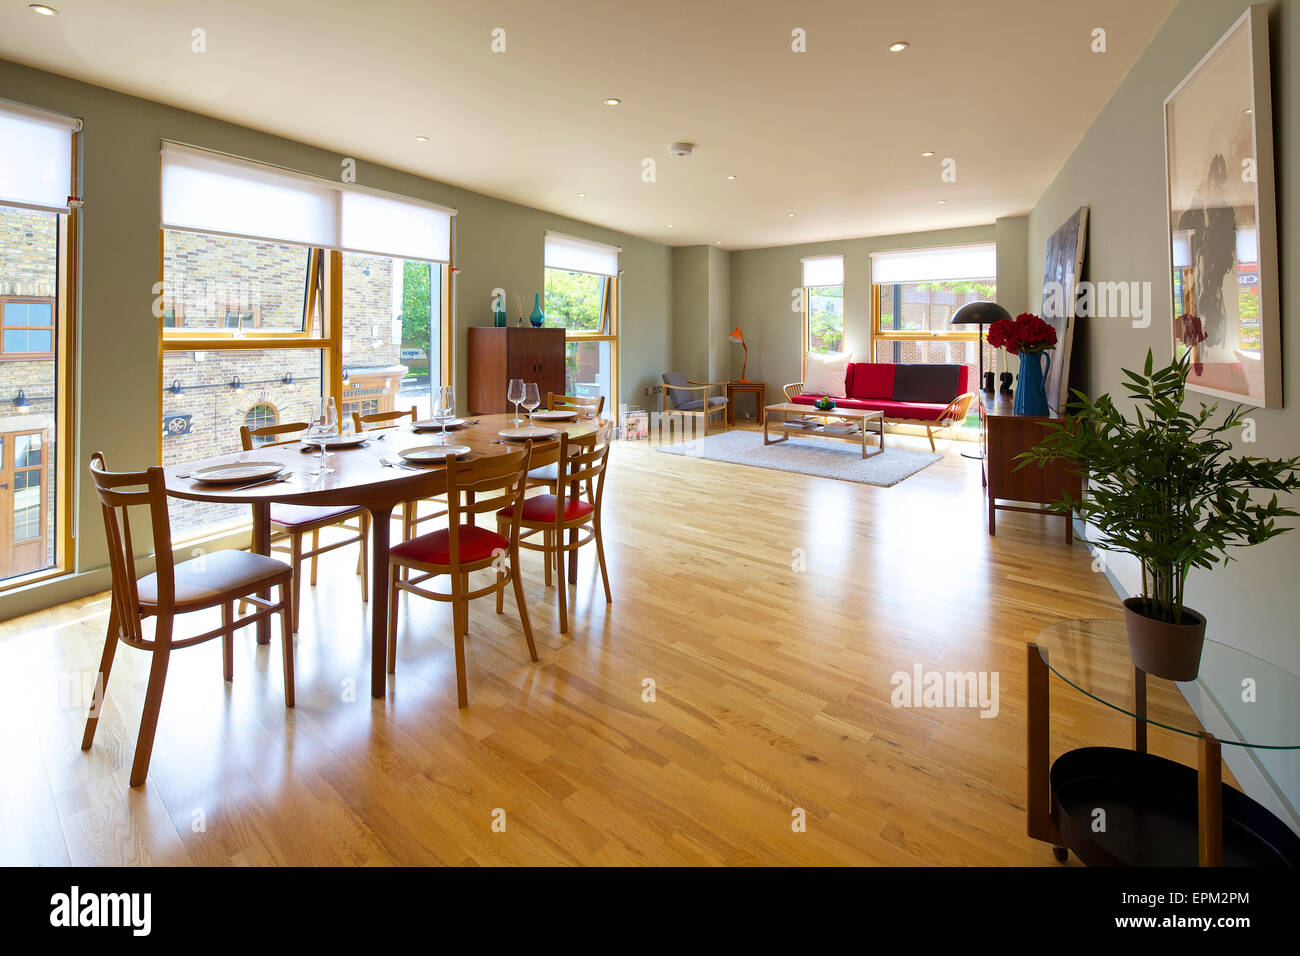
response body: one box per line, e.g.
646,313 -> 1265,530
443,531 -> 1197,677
951,301 -> 1011,460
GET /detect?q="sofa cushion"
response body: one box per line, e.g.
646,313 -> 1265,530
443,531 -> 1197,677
847,363 -> 897,399
893,364 -> 962,403
677,396 -> 728,411
804,352 -> 851,398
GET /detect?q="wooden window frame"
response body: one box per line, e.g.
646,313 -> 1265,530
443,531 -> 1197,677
543,269 -> 619,413
0,295 -> 57,360
870,281 -> 989,364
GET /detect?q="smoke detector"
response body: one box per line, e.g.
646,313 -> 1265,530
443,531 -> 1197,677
668,142 -> 695,158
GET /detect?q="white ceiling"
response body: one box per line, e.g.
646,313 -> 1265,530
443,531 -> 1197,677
0,0 -> 1177,249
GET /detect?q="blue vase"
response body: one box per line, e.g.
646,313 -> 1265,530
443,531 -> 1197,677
1013,351 -> 1051,415
529,294 -> 545,327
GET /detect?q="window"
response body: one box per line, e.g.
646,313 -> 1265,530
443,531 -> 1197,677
871,244 -> 997,378
159,144 -> 454,538
0,98 -> 78,587
543,233 -> 619,411
244,403 -> 279,445
801,256 -> 845,364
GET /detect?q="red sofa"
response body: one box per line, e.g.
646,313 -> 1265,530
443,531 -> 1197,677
787,362 -> 975,450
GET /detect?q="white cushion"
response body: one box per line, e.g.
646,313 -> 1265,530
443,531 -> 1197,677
804,352 -> 851,398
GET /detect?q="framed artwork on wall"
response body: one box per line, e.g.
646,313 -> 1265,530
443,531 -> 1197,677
1164,3 -> 1279,407
1039,206 -> 1088,414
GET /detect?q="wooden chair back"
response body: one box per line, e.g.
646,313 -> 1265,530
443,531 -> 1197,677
239,420 -> 310,451
555,424 -> 613,521
443,445 -> 533,570
88,451 -> 176,645
353,407 -> 416,433
548,392 -> 605,416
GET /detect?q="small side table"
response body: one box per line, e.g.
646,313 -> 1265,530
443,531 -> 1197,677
727,381 -> 766,425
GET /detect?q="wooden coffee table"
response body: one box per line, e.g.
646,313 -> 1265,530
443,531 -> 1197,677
763,403 -> 885,459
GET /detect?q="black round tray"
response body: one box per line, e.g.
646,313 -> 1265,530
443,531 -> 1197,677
1050,747 -> 1300,867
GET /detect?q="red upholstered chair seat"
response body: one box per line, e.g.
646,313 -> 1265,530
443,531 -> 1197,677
390,525 -> 508,566
790,394 -> 953,421
498,494 -> 594,523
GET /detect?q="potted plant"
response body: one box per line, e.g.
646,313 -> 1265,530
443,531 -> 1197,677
1020,350 -> 1300,680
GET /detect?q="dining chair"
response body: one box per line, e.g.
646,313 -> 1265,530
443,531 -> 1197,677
498,426 -> 612,634
527,395 -> 604,491
386,444 -> 537,708
239,420 -> 369,629
84,452 -> 295,788
353,406 -> 450,540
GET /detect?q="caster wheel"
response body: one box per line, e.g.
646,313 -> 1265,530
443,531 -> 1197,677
1051,846 -> 1068,863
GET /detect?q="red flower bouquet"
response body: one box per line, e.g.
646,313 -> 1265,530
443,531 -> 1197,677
986,312 -> 1057,355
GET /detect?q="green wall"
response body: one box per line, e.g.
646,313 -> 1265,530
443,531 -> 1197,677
727,224 -> 1003,398
0,56 -> 671,616
1027,0 -> 1298,822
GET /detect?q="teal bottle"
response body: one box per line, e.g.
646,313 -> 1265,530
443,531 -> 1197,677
529,293 -> 545,327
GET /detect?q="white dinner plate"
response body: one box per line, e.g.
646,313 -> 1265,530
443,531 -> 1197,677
191,461 -> 285,484
304,435 -> 367,449
399,444 -> 472,464
497,425 -> 559,441
529,410 -> 578,422
413,418 -> 466,431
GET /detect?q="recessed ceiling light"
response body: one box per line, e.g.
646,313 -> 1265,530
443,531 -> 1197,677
603,98 -> 621,106
888,41 -> 909,53
577,192 -> 586,198
414,135 -> 428,143
936,200 -> 947,205
666,224 -> 674,228
726,174 -> 737,181
715,241 -> 722,245
29,3 -> 59,14
921,150 -> 935,157
788,213 -> 796,218
1245,107 -> 1253,114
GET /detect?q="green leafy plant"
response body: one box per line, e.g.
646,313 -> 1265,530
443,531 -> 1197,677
1019,350 -> 1300,623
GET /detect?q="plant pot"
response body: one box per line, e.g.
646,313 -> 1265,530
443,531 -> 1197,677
1122,597 -> 1207,681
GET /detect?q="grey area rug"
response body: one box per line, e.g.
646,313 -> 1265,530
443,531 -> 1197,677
655,430 -> 943,487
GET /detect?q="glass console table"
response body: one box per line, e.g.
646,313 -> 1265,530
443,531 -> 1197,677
1028,620 -> 1300,866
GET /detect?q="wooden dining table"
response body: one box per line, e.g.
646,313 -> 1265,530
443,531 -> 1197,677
164,412 -> 603,699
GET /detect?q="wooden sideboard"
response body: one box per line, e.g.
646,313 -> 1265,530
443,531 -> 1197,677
467,327 -> 566,415
979,391 -> 1081,543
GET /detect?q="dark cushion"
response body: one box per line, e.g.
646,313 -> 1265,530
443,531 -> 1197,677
847,363 -> 897,399
677,396 -> 728,411
662,372 -> 693,408
892,364 -> 962,404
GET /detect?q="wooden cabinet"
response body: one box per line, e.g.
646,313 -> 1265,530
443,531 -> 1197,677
467,327 -> 566,415
979,391 -> 1082,542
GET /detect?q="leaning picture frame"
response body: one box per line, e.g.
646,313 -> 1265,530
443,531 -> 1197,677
1163,3 -> 1280,407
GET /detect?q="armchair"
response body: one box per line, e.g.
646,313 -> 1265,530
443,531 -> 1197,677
659,372 -> 729,437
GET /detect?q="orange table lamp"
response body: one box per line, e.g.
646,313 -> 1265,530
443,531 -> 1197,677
728,325 -> 751,383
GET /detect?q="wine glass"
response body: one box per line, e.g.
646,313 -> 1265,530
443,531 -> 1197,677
522,382 -> 541,430
507,378 -> 525,426
305,397 -> 338,476
431,385 -> 456,444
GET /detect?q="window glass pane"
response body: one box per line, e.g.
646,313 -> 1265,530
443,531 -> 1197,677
876,278 -> 996,333
0,203 -> 59,580
544,269 -> 605,332
564,340 -> 612,408
342,253 -> 441,421
806,285 -> 843,353
162,348 -> 324,536
161,229 -> 313,333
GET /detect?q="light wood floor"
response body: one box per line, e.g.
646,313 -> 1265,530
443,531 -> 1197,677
0,429 -> 1215,865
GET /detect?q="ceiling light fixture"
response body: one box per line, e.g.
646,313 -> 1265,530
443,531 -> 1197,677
936,200 -> 947,205
414,135 -> 429,143
788,213 -> 796,218
603,98 -> 621,106
29,4 -> 59,16
577,192 -> 586,197
726,174 -> 737,181
888,41 -> 909,52
666,224 -> 674,229
921,150 -> 935,157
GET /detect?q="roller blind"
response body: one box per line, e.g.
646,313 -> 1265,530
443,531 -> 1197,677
544,232 -> 620,277
801,255 -> 844,287
870,243 -> 996,284
0,100 -> 80,213
161,143 -> 455,262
